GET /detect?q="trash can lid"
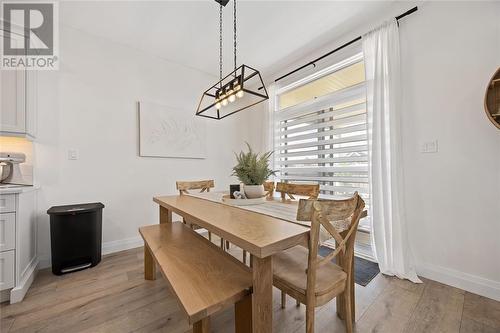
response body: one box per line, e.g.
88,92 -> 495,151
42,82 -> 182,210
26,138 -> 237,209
47,202 -> 105,215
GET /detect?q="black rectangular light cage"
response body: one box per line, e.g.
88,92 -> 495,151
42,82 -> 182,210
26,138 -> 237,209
196,64 -> 269,120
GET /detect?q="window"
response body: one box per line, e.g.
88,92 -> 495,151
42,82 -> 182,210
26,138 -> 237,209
273,53 -> 371,233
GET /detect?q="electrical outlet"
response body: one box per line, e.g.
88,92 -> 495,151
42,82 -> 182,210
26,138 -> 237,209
420,140 -> 438,153
68,149 -> 79,160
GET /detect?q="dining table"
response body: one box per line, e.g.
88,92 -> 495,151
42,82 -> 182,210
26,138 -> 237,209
153,192 -> 366,333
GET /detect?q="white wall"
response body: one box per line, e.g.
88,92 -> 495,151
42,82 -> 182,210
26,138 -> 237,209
35,25 -> 258,264
399,2 -> 500,299
253,2 -> 500,300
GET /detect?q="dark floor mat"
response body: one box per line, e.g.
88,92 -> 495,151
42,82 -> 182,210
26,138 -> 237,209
319,246 -> 380,287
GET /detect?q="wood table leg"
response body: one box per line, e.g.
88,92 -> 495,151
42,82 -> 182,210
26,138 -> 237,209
235,293 -> 253,333
193,317 -> 210,333
251,255 -> 273,333
144,245 -> 156,280
159,206 -> 172,224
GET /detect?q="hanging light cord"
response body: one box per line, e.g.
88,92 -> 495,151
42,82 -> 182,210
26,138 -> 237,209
233,0 -> 237,73
219,4 -> 223,86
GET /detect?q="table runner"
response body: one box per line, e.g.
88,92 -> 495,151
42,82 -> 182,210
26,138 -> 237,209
184,192 -> 352,241
185,191 -> 307,227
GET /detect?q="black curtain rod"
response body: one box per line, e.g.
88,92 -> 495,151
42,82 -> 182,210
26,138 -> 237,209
274,6 -> 418,83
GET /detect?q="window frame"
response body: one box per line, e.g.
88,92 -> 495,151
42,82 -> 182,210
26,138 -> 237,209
271,51 -> 372,235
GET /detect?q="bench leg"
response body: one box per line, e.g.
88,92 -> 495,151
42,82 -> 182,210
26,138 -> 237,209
144,245 -> 156,280
193,317 -> 210,333
235,294 -> 253,333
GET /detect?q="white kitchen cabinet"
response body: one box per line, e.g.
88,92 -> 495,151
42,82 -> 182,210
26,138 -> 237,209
0,213 -> 16,251
0,29 -> 37,139
0,188 -> 38,303
0,251 -> 15,290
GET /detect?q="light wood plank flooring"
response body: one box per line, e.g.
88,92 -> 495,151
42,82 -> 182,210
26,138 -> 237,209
1,244 -> 499,333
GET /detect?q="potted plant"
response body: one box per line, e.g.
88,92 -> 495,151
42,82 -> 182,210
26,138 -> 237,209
232,143 -> 275,199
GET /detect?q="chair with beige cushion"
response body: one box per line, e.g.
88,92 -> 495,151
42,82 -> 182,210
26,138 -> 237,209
241,181 -> 276,265
263,181 -> 275,199
275,182 -> 320,201
273,193 -> 365,333
274,182 -> 320,304
176,180 -> 216,244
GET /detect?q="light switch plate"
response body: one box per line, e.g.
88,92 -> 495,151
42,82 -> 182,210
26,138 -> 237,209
420,140 -> 438,153
68,149 -> 79,160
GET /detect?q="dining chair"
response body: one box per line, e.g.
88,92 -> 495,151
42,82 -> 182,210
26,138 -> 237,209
275,182 -> 321,304
242,181 -> 276,265
275,182 -> 320,201
264,181 -> 275,198
176,180 -> 216,245
273,193 -> 365,333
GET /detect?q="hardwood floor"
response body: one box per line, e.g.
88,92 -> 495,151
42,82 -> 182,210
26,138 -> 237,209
1,243 -> 499,333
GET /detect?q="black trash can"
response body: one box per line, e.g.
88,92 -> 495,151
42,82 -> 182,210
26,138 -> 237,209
47,202 -> 104,275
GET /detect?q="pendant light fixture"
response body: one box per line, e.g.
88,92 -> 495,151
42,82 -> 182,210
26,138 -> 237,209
196,0 -> 269,120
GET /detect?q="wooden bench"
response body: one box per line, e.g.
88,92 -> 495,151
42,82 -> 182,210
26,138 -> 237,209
139,223 -> 253,333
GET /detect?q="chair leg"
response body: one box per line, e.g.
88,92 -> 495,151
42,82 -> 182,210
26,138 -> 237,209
208,231 -> 212,242
226,240 -> 230,250
193,317 -> 210,333
220,238 -> 224,250
306,305 -> 315,333
281,291 -> 286,309
296,299 -> 301,307
235,293 -> 252,333
344,289 -> 353,333
242,250 -> 247,264
144,245 -> 156,281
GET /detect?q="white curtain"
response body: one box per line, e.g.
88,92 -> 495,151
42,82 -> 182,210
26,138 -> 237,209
363,19 -> 421,283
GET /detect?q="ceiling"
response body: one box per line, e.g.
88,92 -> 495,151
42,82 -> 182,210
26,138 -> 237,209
60,1 -> 396,79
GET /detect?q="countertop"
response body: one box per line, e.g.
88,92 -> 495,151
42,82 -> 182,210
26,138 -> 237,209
0,184 -> 39,194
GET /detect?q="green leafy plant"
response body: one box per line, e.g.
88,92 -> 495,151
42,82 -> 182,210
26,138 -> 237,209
232,143 -> 275,185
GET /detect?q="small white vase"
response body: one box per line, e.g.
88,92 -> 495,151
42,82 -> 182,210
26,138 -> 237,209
243,184 -> 265,199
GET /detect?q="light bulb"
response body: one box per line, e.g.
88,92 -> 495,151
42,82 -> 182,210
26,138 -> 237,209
221,98 -> 228,106
215,102 -> 221,109
236,90 -> 244,98
228,94 -> 236,103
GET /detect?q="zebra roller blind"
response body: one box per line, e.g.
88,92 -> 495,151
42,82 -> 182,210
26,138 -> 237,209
274,53 -> 370,229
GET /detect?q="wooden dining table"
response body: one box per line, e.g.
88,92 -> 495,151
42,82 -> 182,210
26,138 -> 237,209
153,193 -> 365,333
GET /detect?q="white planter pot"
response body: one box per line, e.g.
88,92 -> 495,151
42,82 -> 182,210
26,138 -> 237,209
243,184 -> 265,199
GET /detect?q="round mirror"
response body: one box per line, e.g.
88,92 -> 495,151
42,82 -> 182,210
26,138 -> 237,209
485,67 -> 500,129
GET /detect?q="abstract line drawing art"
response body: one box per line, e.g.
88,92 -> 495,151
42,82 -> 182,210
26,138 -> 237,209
139,102 -> 207,159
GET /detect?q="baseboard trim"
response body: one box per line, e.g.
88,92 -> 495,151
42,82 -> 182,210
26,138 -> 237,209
38,237 -> 144,270
101,236 -> 143,256
1,289 -> 11,303
417,263 -> 500,302
10,257 -> 38,304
